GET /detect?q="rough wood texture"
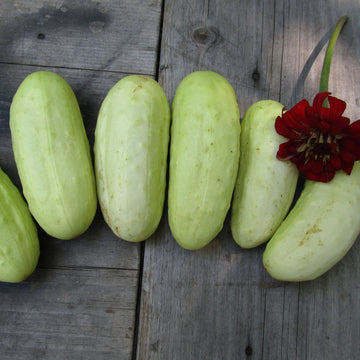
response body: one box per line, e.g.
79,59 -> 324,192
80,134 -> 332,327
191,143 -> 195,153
0,0 -> 360,359
0,268 -> 139,360
0,1 -> 162,359
137,1 -> 360,360
0,0 -> 162,75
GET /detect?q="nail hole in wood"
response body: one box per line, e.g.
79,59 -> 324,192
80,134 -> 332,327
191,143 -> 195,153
252,70 -> 260,81
37,33 -> 45,40
245,345 -> 253,356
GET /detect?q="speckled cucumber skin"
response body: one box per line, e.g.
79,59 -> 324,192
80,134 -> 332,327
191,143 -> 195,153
168,71 -> 240,250
10,71 -> 97,240
263,162 -> 360,282
0,168 -> 39,283
94,75 -> 170,242
231,100 -> 298,248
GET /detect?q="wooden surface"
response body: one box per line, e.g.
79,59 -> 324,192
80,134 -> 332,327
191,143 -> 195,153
0,1 -> 359,359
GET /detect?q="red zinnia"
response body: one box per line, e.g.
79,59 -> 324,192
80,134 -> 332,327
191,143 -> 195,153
275,92 -> 360,182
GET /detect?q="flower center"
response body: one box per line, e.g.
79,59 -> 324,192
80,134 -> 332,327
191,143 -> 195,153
299,129 -> 339,163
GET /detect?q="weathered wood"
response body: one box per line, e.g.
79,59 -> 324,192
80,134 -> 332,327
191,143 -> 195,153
0,267 -> 139,360
1,0 -> 360,359
137,1 -> 360,359
0,0 -> 162,75
0,1 -> 163,359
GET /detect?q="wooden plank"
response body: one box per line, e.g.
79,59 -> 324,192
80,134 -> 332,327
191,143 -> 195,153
137,218 -> 281,359
0,267 -> 139,360
158,0 -> 266,109
0,61 -> 142,360
295,243 -> 360,359
0,0 -> 162,75
137,0 -> 360,359
0,0 -> 164,357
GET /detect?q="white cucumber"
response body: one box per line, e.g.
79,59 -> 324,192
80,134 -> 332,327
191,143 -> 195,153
94,75 -> 170,242
10,71 -> 97,240
263,161 -> 360,281
0,167 -> 39,283
168,71 -> 240,250
231,100 -> 298,248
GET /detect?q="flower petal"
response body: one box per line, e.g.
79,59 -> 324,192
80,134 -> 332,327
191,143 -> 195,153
328,95 -> 347,119
318,119 -> 331,133
312,92 -> 331,110
285,100 -> 312,130
275,92 -> 358,183
349,120 -> 360,139
330,115 -> 350,135
304,106 -> 322,128
329,155 -> 342,171
339,149 -> 356,163
306,169 -> 335,183
274,116 -> 297,139
312,159 -> 324,174
342,161 -> 354,175
276,141 -> 297,160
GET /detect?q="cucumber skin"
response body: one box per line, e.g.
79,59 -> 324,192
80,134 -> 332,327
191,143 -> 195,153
0,168 -> 39,283
10,71 -> 97,240
168,71 -> 240,250
231,100 -> 298,248
263,161 -> 360,282
94,75 -> 170,242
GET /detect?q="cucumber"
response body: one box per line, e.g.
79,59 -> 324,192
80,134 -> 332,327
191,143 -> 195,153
168,71 -> 240,250
263,161 -> 360,281
94,75 -> 170,242
10,71 -> 97,240
231,100 -> 298,248
0,167 -> 39,283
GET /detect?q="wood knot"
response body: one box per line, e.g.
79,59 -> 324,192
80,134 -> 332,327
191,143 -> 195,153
245,345 -> 253,356
252,70 -> 260,81
191,26 -> 218,46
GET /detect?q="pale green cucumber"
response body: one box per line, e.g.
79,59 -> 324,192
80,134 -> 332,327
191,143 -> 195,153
231,100 -> 298,248
263,161 -> 360,281
168,71 -> 240,250
94,75 -> 170,242
0,167 -> 39,283
10,71 -> 97,240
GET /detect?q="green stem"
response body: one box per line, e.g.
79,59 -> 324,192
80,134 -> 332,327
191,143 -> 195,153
319,15 -> 349,98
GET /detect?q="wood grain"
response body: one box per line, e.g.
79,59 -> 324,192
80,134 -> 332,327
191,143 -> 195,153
0,0 -> 162,75
137,1 -> 360,359
0,0 -> 360,359
0,1 -> 163,359
0,267 -> 139,360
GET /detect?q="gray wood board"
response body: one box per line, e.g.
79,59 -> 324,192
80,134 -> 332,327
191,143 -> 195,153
0,0 -> 163,75
0,0 -> 163,359
0,0 -> 360,359
0,267 -> 139,360
137,1 -> 360,359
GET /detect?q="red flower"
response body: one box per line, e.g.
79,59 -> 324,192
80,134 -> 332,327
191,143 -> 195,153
275,92 -> 360,182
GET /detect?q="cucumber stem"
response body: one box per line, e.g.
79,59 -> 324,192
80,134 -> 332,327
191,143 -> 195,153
319,15 -> 349,104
